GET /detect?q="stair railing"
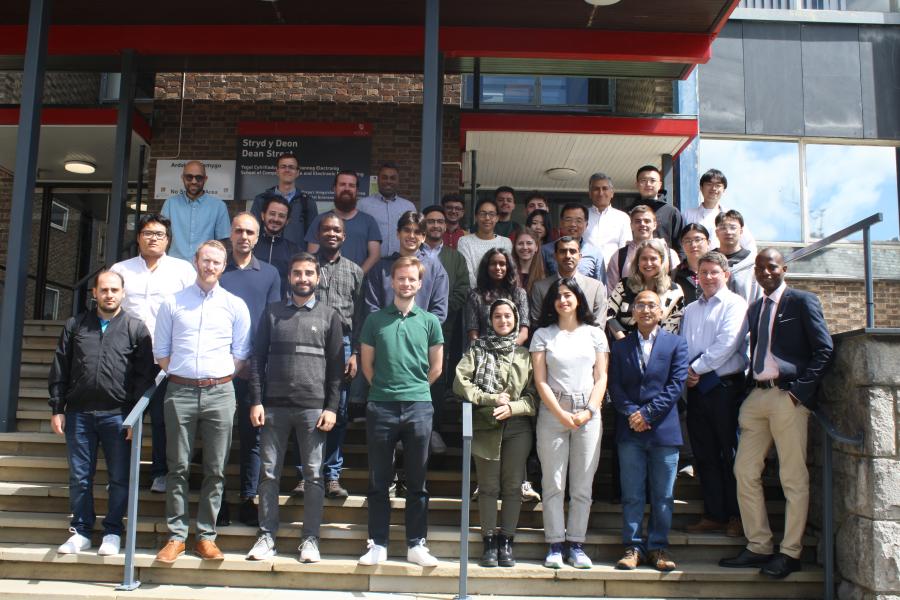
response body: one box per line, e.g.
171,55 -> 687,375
455,401 -> 473,600
117,370 -> 165,591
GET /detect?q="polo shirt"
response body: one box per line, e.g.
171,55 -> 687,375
160,192 -> 231,261
359,303 -> 443,402
305,209 -> 382,268
220,255 -> 282,340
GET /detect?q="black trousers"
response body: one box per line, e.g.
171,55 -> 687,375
686,376 -> 743,523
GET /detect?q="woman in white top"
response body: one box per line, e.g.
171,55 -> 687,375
457,197 -> 513,288
530,277 -> 609,570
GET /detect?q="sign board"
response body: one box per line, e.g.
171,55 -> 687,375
154,160 -> 236,200
235,122 -> 372,208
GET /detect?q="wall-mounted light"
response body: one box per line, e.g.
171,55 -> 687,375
64,160 -> 96,175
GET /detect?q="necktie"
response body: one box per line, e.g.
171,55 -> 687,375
753,298 -> 773,376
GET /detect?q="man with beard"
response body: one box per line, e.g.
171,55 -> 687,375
219,213 -> 281,526
161,161 -> 231,261
540,203 -> 606,283
359,162 -> 417,257
246,253 -> 344,563
253,193 -> 301,298
306,170 -> 381,274
440,193 -> 467,250
250,152 -> 318,249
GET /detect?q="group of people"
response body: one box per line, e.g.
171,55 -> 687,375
47,155 -> 832,580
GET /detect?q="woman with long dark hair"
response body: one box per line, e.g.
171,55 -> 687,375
454,299 -> 536,568
464,248 -> 530,345
525,209 -> 552,247
530,278 -> 608,570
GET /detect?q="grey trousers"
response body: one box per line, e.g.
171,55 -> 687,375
257,406 -> 326,539
474,416 -> 533,537
164,381 -> 235,542
536,392 -> 603,544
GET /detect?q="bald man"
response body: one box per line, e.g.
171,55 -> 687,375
161,160 -> 231,261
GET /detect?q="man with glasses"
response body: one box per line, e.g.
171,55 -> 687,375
457,197 -> 513,288
540,203 -> 606,283
111,215 -> 197,494
161,161 -> 231,261
713,210 -> 761,303
440,193 -> 467,250
634,165 -> 684,254
250,153 -> 318,249
359,162 -> 416,257
683,169 -> 756,253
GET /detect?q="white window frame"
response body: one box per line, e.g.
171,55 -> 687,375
50,200 -> 69,232
43,286 -> 60,320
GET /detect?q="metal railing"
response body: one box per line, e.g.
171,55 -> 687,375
117,370 -> 165,592
71,265 -> 106,317
455,401 -> 473,600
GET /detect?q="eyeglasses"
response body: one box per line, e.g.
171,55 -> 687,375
140,230 -> 167,240
183,174 -> 206,182
633,302 -> 660,311
444,205 -> 464,212
477,211 -> 498,219
425,218 -> 446,226
682,236 -> 708,246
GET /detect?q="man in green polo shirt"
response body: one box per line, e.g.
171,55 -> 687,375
357,256 -> 443,567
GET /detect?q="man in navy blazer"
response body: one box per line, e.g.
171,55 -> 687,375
609,289 -> 689,572
720,248 -> 833,579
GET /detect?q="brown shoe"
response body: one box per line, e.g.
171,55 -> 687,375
648,549 -> 676,572
291,479 -> 305,497
194,539 -> 225,561
325,479 -> 349,499
725,516 -> 744,538
685,517 -> 726,533
155,540 -> 185,563
615,546 -> 643,570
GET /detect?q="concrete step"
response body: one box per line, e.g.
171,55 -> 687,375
0,543 -> 824,598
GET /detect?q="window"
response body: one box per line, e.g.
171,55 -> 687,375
462,75 -> 612,111
43,287 -> 60,320
50,201 -> 69,232
698,137 -> 899,243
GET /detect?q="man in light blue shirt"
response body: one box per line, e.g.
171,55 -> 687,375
358,162 -> 416,257
161,161 -> 231,261
680,251 -> 749,538
153,240 -> 252,564
542,203 -> 606,284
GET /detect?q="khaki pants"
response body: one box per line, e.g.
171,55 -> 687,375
734,386 -> 810,559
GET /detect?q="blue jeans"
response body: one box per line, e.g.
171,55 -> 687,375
234,377 -> 260,498
65,410 -> 131,537
618,438 -> 679,553
296,336 -> 351,482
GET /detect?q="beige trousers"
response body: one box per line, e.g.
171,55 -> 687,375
734,386 -> 810,559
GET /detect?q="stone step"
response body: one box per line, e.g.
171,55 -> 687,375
0,543 -> 824,598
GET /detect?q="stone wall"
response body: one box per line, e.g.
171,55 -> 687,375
815,331 -> 900,600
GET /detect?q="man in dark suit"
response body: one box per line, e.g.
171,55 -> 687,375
719,248 -> 833,578
609,289 -> 689,572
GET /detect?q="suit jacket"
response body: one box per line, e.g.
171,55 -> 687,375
529,272 -> 607,330
609,328 -> 689,447
747,286 -> 833,409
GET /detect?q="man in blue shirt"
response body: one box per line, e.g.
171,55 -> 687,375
541,202 -> 606,284
359,162 -> 416,257
219,213 -> 281,527
250,152 -> 318,249
161,161 -> 231,261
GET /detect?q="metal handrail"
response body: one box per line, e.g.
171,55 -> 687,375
455,401 -> 473,600
117,370 -> 165,592
71,265 -> 107,316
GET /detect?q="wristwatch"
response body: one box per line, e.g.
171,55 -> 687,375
586,405 -> 598,419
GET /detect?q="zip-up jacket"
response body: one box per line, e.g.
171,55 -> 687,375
253,230 -> 301,297
48,310 -> 155,415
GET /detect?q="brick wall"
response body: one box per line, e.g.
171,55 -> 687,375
0,71 -> 102,104
790,278 -> 900,333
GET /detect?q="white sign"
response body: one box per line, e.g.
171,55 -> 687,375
154,160 -> 236,200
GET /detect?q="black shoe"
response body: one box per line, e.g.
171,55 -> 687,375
239,497 -> 259,526
325,479 -> 349,499
479,535 -> 498,567
719,548 -> 774,568
291,479 -> 305,497
497,534 -> 515,567
216,501 -> 232,527
760,553 -> 802,579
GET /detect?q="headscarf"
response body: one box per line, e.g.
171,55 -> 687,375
470,298 -> 519,394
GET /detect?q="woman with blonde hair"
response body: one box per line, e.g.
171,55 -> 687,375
513,228 -> 546,294
606,238 -> 685,340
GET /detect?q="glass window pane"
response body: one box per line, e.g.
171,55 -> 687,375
698,138 -> 803,242
805,144 -> 899,242
481,75 -> 536,105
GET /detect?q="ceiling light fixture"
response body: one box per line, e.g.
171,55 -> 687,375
544,167 -> 578,181
64,160 -> 96,175
585,0 -> 621,5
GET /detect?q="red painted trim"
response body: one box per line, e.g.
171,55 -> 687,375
710,0 -> 741,39
237,121 -> 372,137
0,107 -> 151,141
0,25 -> 711,64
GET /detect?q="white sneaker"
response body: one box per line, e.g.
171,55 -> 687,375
544,543 -> 564,569
358,540 -> 388,566
430,431 -> 447,454
299,536 -> 321,563
247,534 -> 276,560
97,534 -> 121,556
150,476 -> 166,494
567,543 -> 593,569
521,481 -> 541,503
57,528 -> 91,554
407,541 -> 439,567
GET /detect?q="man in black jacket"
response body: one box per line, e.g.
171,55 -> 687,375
250,152 -> 317,249
246,252 -> 344,563
253,193 -> 301,297
48,269 -> 154,557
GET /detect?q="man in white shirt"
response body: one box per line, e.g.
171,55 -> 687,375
359,162 -> 416,257
110,214 -> 196,494
683,169 -> 756,253
584,172 -> 631,265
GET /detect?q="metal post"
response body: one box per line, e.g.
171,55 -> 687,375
105,49 -> 137,266
0,0 -> 51,433
431,52 -> 445,204
117,416 -> 144,591
131,144 -> 147,256
469,150 -> 477,227
419,0 -> 440,206
33,185 -> 53,319
472,58 -> 481,112
822,431 -> 834,600
455,401 -> 473,600
863,225 -> 874,329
